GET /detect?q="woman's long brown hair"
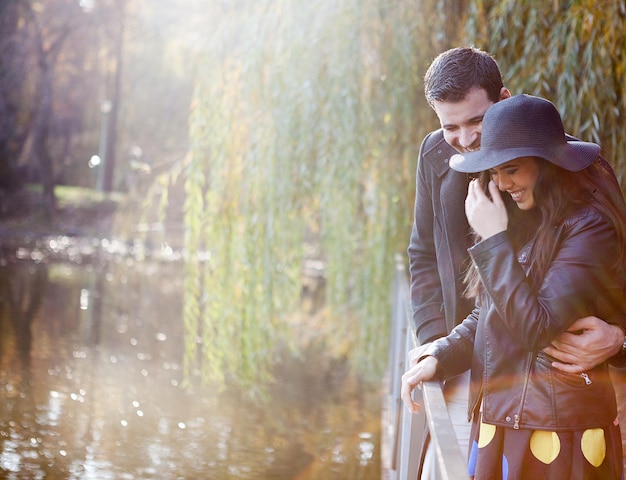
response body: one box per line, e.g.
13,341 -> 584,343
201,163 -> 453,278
463,157 -> 626,301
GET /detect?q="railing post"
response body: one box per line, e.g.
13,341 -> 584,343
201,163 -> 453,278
421,381 -> 470,479
397,329 -> 427,480
384,255 -> 469,480
384,256 -> 428,480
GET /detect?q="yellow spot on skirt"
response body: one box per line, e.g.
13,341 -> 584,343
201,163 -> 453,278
477,420 -> 496,448
530,430 -> 560,464
581,428 -> 606,467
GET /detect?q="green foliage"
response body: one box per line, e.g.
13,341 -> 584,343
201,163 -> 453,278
466,0 -> 626,186
184,0 -> 453,389
183,0 -> 626,391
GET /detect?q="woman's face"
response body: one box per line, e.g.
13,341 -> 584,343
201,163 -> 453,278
489,156 -> 540,210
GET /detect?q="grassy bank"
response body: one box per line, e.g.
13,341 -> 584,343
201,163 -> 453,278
0,185 -> 123,237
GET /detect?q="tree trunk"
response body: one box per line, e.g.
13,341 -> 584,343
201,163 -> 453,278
103,0 -> 126,192
31,55 -> 56,213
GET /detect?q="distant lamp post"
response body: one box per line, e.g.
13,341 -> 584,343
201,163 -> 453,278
79,0 -> 95,12
88,154 -> 100,187
96,100 -> 112,192
88,155 -> 101,169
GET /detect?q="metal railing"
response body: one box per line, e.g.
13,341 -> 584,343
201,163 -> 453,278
382,256 -> 469,480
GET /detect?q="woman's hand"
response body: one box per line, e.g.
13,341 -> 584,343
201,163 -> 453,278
465,179 -> 508,239
400,355 -> 439,413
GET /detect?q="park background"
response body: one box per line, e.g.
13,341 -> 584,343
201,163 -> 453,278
0,0 -> 625,478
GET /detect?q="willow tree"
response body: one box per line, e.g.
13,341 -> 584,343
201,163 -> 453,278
182,0 -> 460,390
178,0 -> 626,391
466,0 -> 626,185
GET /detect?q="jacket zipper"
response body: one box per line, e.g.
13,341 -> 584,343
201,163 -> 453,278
514,352 -> 534,429
581,372 -> 592,385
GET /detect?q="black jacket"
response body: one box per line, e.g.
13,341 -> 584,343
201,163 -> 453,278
428,207 -> 626,430
408,129 -> 626,366
408,130 -> 474,344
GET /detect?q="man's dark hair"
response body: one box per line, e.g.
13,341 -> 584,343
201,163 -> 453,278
424,47 -> 504,106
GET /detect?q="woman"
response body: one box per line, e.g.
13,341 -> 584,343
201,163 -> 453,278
401,94 -> 626,479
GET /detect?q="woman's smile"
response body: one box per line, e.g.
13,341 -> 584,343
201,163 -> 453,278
508,189 -> 526,202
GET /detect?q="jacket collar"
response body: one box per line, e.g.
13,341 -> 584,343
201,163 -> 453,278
422,129 -> 458,178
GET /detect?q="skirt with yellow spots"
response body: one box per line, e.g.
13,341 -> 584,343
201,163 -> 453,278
467,413 -> 623,479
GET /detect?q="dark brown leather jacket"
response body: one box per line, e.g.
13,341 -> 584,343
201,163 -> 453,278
428,207 -> 626,430
408,130 -> 626,370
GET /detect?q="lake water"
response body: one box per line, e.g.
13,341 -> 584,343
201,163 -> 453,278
1,235 -> 625,479
0,240 -> 382,480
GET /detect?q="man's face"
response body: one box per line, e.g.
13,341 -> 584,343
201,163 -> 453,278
433,87 -> 503,154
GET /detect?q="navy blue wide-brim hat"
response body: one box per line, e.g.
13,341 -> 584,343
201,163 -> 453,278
449,94 -> 600,173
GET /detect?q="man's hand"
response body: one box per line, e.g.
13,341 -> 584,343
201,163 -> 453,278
543,317 -> 623,373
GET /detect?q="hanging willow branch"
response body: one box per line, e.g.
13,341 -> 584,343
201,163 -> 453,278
177,0 -> 626,392
466,0 -> 626,186
181,0 -> 454,390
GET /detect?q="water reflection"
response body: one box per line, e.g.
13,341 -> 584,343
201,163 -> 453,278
0,257 -> 381,479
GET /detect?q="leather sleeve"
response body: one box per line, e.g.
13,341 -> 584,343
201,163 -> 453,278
425,306 -> 478,380
470,210 -> 623,352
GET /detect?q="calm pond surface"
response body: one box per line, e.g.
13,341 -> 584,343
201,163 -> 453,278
0,237 -> 382,479
1,235 -> 625,479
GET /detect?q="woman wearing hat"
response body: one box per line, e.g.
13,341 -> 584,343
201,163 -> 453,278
401,94 -> 625,479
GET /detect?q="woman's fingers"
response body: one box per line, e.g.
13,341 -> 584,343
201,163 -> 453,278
400,369 -> 421,412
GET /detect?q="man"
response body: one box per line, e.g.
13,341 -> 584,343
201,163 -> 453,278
407,46 -> 626,472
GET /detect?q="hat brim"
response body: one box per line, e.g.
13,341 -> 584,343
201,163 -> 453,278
450,141 -> 600,173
